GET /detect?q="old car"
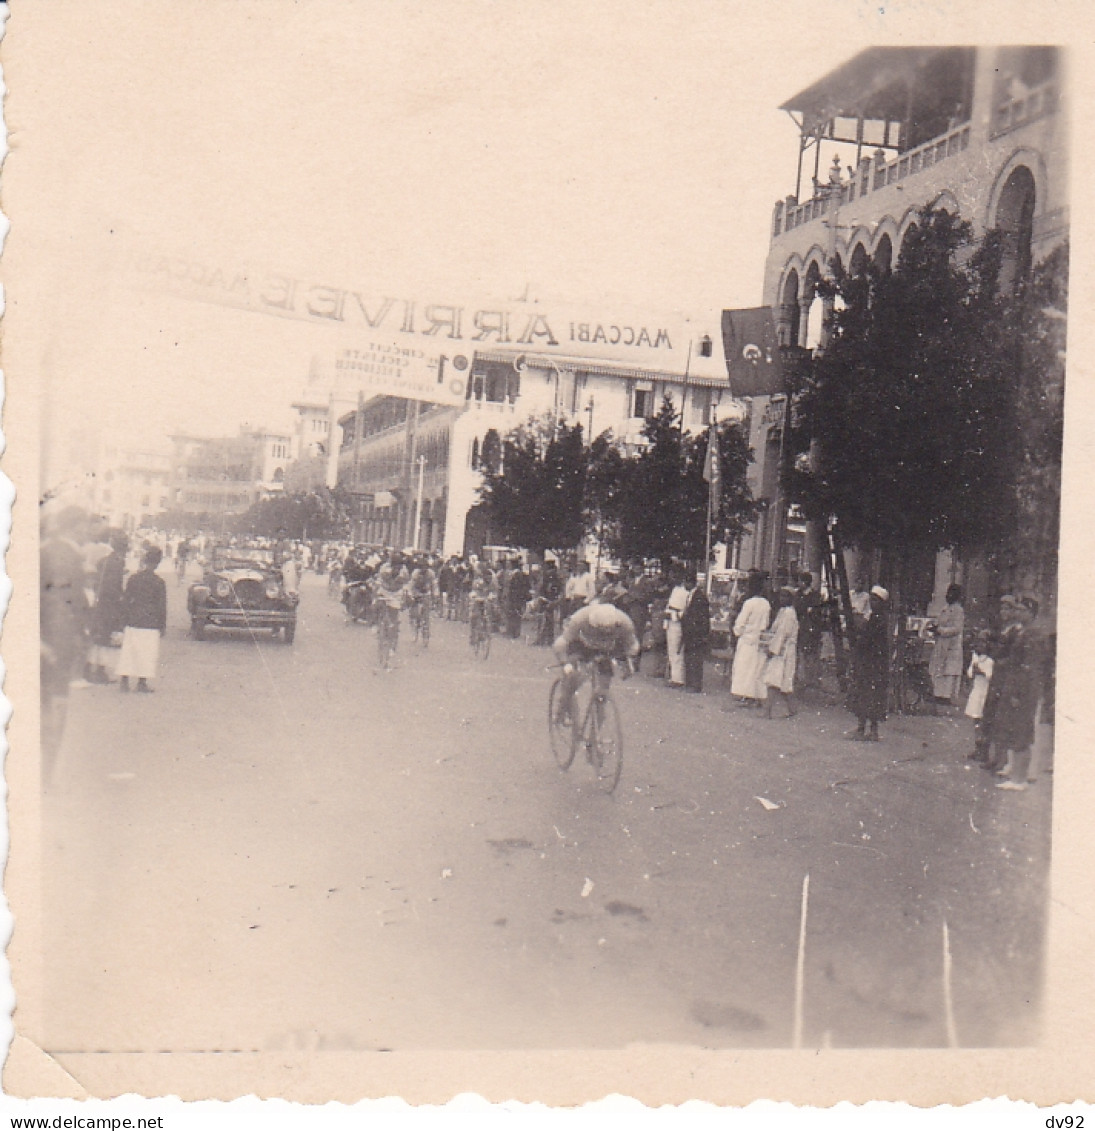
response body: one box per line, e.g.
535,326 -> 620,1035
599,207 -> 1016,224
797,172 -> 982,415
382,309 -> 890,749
187,547 -> 299,643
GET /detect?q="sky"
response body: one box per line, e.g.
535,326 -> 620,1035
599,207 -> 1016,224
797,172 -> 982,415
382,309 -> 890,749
9,0 -> 1074,467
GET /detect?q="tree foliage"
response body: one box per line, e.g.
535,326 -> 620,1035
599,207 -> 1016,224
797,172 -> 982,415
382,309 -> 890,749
478,398 -> 756,566
607,396 -> 756,565
232,486 -> 353,540
1004,240 -> 1068,592
476,414 -> 589,557
790,207 -> 1024,569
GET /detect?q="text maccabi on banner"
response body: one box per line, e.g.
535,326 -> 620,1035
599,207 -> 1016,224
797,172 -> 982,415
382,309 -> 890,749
124,249 -> 727,383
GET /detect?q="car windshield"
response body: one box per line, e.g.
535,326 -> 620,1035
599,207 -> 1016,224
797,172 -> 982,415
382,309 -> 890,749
214,548 -> 276,569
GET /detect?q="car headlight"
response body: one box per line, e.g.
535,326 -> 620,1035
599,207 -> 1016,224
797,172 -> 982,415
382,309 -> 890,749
215,579 -> 232,599
265,582 -> 281,599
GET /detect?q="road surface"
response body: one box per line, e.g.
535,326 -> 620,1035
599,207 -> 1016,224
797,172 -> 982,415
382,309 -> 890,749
41,568 -> 1051,1052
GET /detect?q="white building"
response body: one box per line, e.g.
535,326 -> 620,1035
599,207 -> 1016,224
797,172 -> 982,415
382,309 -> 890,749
325,299 -> 741,555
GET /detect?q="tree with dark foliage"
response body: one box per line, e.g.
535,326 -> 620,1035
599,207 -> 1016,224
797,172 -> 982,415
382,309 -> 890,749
790,206 -> 1035,591
476,415 -> 588,558
609,396 -> 756,567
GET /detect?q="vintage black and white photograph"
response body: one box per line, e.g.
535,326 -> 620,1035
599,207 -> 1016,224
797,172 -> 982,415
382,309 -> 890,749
6,0 -> 1092,1109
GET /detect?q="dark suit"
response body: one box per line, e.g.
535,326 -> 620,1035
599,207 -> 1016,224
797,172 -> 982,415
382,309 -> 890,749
681,587 -> 711,692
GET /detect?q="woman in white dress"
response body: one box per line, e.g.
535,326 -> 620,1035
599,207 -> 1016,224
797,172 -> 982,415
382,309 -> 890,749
664,566 -> 689,687
763,588 -> 799,718
730,572 -> 771,705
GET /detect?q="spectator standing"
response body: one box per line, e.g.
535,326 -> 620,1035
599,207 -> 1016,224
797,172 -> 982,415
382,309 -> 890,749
663,565 -> 689,688
539,561 -> 562,644
505,560 -> 530,638
763,587 -> 799,718
846,585 -> 890,741
929,583 -> 966,703
680,569 -> 711,693
621,569 -> 655,673
730,571 -> 771,706
117,546 -> 167,693
985,595 -> 1044,790
40,506 -> 91,774
793,572 -> 823,693
88,532 -> 128,684
564,560 -> 596,617
646,574 -> 671,679
964,631 -> 995,763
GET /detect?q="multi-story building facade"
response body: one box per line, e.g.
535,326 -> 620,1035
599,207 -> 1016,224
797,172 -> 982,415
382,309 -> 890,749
41,426 -> 172,531
748,45 -> 1067,605
168,424 -> 293,520
333,311 -> 737,555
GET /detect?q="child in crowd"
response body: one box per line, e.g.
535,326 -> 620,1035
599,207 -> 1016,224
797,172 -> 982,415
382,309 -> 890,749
965,630 -> 995,763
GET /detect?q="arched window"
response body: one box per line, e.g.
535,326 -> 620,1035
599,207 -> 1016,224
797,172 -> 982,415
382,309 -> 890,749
874,234 -> 893,274
995,165 -> 1036,293
272,467 -> 284,483
849,243 -> 870,277
779,269 -> 801,348
470,437 -> 480,469
898,222 -> 920,266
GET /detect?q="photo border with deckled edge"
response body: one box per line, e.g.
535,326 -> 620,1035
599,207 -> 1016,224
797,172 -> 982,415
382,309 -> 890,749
0,0 -> 1093,1120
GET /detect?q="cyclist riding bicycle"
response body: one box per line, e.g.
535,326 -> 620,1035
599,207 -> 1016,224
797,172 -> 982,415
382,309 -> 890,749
552,599 -> 639,725
373,555 -> 409,614
408,556 -> 436,627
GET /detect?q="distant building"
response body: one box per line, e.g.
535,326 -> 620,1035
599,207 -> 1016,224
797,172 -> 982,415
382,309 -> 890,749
167,424 -> 293,520
330,310 -> 738,554
42,427 -> 170,531
746,45 -> 1067,601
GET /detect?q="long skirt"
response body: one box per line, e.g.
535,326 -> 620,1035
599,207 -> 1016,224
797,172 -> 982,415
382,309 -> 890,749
666,622 -> 685,684
731,638 -> 767,700
116,627 -> 161,680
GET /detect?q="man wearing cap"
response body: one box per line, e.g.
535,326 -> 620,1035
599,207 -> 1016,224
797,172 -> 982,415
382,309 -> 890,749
983,594 -> 1043,790
552,598 -> 640,725
847,585 -> 891,741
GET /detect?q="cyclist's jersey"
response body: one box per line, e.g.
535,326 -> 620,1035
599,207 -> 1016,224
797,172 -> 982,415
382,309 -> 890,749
409,568 -> 436,598
559,604 -> 640,659
373,565 -> 409,607
469,573 -> 497,604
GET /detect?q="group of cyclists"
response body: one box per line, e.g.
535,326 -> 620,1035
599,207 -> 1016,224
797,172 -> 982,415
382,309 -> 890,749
330,546 -> 509,666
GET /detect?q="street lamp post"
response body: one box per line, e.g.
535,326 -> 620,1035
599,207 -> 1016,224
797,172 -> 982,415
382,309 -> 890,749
412,454 -> 427,551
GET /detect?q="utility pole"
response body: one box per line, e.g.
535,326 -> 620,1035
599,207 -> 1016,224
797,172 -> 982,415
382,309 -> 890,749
412,454 -> 426,551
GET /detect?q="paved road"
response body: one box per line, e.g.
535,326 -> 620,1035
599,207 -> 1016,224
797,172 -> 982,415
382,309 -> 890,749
42,568 -> 1051,1052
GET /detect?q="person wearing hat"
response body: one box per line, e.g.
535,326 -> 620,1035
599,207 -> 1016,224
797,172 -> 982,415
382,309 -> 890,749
847,585 -> 891,741
552,597 -> 640,725
982,594 -> 1043,790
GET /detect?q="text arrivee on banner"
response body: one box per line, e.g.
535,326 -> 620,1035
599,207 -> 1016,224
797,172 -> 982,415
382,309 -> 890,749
124,248 -> 727,407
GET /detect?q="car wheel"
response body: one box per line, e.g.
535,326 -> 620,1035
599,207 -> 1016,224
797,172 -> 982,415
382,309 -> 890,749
283,621 -> 296,644
190,618 -> 206,640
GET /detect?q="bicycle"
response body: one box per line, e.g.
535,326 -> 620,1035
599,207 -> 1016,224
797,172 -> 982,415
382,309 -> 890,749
548,654 -> 625,793
469,598 -> 491,660
409,593 -> 431,647
376,599 -> 400,670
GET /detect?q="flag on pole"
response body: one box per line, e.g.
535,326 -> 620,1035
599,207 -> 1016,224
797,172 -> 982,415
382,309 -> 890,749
703,424 -> 721,512
721,306 -> 784,397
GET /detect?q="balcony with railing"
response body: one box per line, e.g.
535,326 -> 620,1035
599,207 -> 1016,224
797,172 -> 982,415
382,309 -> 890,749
773,119 -> 972,239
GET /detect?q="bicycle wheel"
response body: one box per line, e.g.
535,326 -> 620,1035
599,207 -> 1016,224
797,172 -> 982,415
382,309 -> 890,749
548,679 -> 577,769
421,611 -> 430,648
587,694 -> 623,793
479,627 -> 491,660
